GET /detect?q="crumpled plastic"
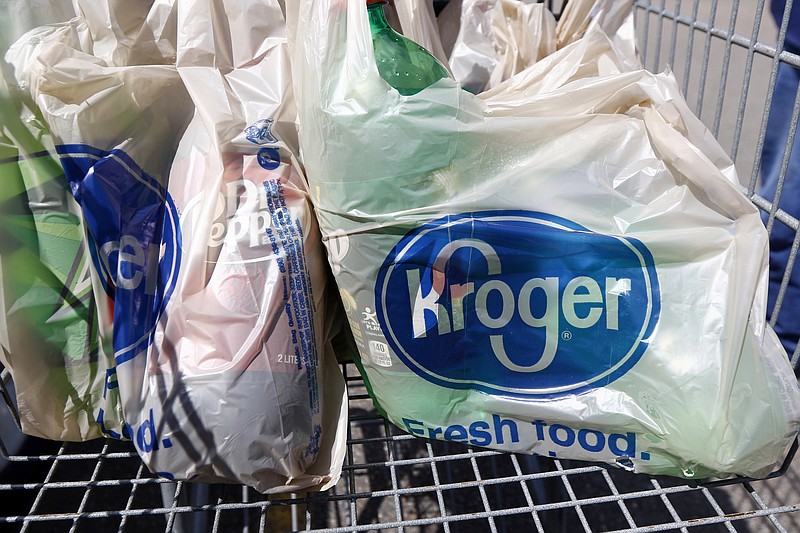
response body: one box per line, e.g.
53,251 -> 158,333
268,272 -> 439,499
6,0 -> 347,493
0,0 -> 123,442
292,0 -> 800,479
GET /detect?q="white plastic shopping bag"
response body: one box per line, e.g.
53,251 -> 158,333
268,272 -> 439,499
9,0 -> 347,493
393,0 -> 452,69
438,0 -> 637,94
1,0 -> 124,442
293,0 -> 800,479
165,0 -> 347,492
438,0 -> 556,93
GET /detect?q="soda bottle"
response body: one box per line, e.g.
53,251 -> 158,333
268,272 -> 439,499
367,0 -> 451,95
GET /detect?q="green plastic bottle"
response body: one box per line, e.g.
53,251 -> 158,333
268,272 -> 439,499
367,0 -> 451,96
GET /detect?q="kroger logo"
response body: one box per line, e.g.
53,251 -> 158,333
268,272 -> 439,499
58,144 -> 181,365
375,211 -> 660,398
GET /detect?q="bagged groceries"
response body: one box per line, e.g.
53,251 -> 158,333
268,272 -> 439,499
438,0 -> 638,94
438,0 -> 556,94
0,1 -> 123,442
293,0 -> 800,479
165,0 -> 347,492
8,0 -> 347,492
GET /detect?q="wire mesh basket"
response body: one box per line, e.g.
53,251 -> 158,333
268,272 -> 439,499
2,362 -> 800,532
3,0 -> 800,531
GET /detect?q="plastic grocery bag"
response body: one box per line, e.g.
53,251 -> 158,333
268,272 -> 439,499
438,0 -> 637,94
293,0 -> 800,479
0,0 -> 124,441
555,0 -> 639,69
9,0 -> 347,492
392,0 -> 451,69
438,0 -> 556,94
165,0 -> 347,492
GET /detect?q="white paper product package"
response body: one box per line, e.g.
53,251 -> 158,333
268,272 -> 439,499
294,0 -> 800,480
1,0 -> 124,442
10,0 -> 347,493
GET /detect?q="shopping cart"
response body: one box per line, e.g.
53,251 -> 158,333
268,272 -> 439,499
2,0 -> 800,531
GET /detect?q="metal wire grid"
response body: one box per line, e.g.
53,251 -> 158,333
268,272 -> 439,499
634,0 -> 800,364
2,364 -> 800,532
3,0 -> 800,532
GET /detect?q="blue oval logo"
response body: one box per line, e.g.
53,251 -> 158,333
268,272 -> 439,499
375,211 -> 660,398
58,144 -> 181,366
257,147 -> 281,170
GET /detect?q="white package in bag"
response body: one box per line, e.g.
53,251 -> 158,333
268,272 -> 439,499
9,0 -> 347,492
293,0 -> 800,479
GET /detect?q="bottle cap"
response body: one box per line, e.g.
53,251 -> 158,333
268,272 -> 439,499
366,0 -> 387,4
